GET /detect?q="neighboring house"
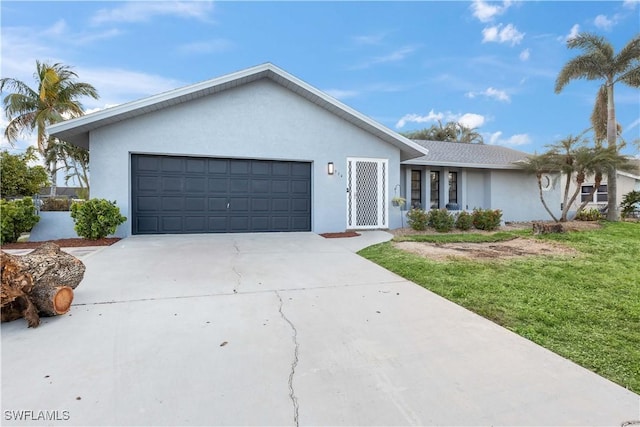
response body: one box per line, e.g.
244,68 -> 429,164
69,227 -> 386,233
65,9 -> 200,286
400,140 -> 562,222
563,159 -> 640,214
48,63 -> 428,236
38,187 -> 82,199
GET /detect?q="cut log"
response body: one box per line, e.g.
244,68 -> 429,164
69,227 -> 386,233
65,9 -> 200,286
1,252 -> 40,327
29,284 -> 74,316
1,243 -> 85,327
8,242 -> 85,289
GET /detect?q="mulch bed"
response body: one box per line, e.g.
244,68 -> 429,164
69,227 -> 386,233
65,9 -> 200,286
1,237 -> 121,250
319,231 -> 361,238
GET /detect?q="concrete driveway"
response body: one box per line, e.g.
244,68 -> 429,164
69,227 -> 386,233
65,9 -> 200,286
2,232 -> 638,426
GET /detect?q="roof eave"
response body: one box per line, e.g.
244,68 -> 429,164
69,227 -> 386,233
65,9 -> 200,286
402,159 -> 525,170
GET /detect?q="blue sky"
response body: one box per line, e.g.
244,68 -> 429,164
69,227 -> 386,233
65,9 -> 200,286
1,0 -> 639,157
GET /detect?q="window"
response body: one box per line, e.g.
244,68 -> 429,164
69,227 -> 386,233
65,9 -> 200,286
430,171 -> 440,209
448,172 -> 458,205
411,170 -> 422,208
581,184 -> 608,203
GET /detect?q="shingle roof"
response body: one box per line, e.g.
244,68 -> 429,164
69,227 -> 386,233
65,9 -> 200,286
403,139 -> 530,169
48,63 -> 428,161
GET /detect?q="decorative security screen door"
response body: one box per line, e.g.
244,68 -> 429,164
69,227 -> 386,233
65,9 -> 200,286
347,158 -> 388,229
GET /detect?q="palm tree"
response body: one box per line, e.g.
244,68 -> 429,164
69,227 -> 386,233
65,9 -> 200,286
555,33 -> 640,220
401,121 -> 484,143
516,152 -> 561,222
1,61 -> 98,195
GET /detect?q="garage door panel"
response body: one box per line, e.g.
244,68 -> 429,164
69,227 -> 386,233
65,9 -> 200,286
161,158 -> 183,172
292,180 -> 309,193
137,217 -> 159,233
185,217 -> 206,231
162,197 -> 183,211
186,158 -> 206,173
292,199 -> 309,212
162,177 -> 183,192
208,159 -> 228,174
132,154 -> 310,234
208,178 -> 228,193
208,217 -> 228,232
272,180 -> 289,193
292,163 -> 311,176
185,177 -> 206,193
137,176 -> 160,192
162,216 -> 183,232
230,160 -> 250,174
230,179 -> 249,193
185,197 -> 206,211
272,199 -> 290,211
208,197 -> 227,211
137,197 -> 159,211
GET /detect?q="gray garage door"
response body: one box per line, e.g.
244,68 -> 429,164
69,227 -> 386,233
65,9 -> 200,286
131,154 -> 311,234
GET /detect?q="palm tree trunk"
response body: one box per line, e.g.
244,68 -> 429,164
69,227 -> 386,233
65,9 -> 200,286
606,82 -> 618,221
537,175 -> 559,222
560,170 -> 574,221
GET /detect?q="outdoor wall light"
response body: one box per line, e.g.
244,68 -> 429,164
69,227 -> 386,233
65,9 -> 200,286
327,162 -> 335,175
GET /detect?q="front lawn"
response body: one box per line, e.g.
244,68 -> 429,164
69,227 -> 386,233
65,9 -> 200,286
359,222 -> 640,394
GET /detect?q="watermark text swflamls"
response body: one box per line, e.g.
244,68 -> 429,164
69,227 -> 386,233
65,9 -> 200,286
4,410 -> 70,421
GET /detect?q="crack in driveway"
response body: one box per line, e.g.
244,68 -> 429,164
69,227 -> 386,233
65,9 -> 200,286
276,291 -> 300,427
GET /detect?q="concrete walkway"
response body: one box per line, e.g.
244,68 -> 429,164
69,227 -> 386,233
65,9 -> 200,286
2,232 -> 638,426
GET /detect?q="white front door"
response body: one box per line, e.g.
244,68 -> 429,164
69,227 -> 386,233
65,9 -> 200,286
346,158 -> 388,229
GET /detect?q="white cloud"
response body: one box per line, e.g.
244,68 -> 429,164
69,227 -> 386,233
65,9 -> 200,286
84,104 -> 121,115
471,0 -> 513,23
91,1 -> 214,25
594,14 -> 614,31
623,0 -> 639,9
482,23 -> 524,46
396,110 -> 444,128
519,48 -> 530,61
466,87 -> 511,103
323,89 -> 360,100
488,131 -> 531,146
562,24 -> 580,42
458,113 -> 486,129
178,39 -> 234,54
395,110 -> 486,129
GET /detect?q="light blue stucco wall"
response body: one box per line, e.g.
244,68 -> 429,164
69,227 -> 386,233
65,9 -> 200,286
29,212 -> 76,241
89,79 -> 402,236
399,165 -> 561,223
489,169 -> 561,222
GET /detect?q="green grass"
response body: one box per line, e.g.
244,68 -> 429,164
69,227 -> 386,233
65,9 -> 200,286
359,222 -> 640,393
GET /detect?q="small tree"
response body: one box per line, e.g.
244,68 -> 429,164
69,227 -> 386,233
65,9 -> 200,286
620,190 -> 640,219
0,148 -> 49,198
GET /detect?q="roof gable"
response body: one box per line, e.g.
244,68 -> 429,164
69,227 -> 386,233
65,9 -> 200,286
48,63 -> 427,161
403,139 -> 530,169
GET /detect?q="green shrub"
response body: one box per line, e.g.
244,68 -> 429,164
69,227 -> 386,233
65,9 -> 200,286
40,197 -> 72,211
0,198 -> 40,244
428,208 -> 455,232
620,190 -> 640,219
472,208 -> 502,231
575,208 -> 603,221
455,211 -> 473,231
406,209 -> 429,231
70,199 -> 126,240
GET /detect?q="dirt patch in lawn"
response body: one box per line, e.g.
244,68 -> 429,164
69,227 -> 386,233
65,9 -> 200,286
394,237 -> 578,262
391,220 -> 602,237
1,237 -> 121,250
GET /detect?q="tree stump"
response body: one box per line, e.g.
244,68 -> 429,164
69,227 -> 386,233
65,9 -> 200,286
1,243 -> 85,327
532,222 -> 565,235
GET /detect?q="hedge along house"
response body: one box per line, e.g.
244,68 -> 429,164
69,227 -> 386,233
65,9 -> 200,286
400,140 -> 562,222
48,63 -> 429,237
